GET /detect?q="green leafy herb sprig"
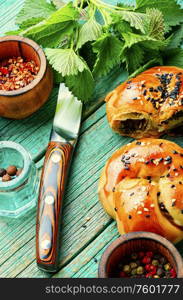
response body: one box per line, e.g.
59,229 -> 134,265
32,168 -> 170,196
9,0 -> 183,102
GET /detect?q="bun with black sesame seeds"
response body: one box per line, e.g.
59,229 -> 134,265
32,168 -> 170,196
105,66 -> 183,138
98,138 -> 183,243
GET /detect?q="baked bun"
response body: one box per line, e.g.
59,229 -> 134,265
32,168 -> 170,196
98,138 -> 183,243
105,66 -> 183,138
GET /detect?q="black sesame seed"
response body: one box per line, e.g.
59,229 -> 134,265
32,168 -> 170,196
147,97 -> 151,101
133,97 -> 138,100
94,258 -> 98,263
143,90 -> 147,96
167,174 -> 170,177
159,143 -> 163,147
157,86 -> 163,92
142,84 -> 146,88
149,87 -> 154,92
145,215 -> 150,218
171,185 -> 175,188
136,142 -> 141,145
160,176 -> 165,178
128,215 -> 132,219
173,150 -> 178,154
147,176 -> 151,180
82,224 -> 87,229
179,181 -> 182,185
114,207 -> 117,211
125,155 -> 130,160
181,210 -> 183,214
112,187 -> 115,192
157,192 -> 161,197
173,168 -> 178,172
180,166 -> 183,169
130,192 -> 134,196
164,156 -> 172,162
160,202 -> 165,210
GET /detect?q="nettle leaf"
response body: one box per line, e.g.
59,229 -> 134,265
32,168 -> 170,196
22,2 -> 78,36
45,48 -> 87,77
36,22 -> 75,48
122,32 -> 155,48
117,10 -> 146,33
124,44 -> 144,73
77,17 -> 102,50
143,8 -> 165,40
167,24 -> 183,49
65,68 -> 95,101
21,2 -> 78,47
163,48 -> 183,68
16,0 -> 56,28
111,14 -> 133,33
92,34 -> 124,78
136,0 -> 183,29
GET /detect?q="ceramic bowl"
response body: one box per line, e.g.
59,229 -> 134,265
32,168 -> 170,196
98,232 -> 183,278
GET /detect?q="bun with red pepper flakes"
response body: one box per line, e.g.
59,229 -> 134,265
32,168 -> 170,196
98,138 -> 183,243
105,66 -> 183,138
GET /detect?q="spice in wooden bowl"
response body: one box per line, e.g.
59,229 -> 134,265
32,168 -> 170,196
0,56 -> 39,91
98,232 -> 183,278
117,251 -> 176,278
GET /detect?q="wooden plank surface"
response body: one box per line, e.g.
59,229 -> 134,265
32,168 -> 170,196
1,0 -> 183,279
0,103 -> 131,278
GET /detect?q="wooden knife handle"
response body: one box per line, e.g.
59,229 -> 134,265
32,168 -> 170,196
36,140 -> 73,272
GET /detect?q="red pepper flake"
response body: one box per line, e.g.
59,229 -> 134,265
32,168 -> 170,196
0,56 -> 39,91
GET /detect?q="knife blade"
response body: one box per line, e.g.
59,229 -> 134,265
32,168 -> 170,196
36,83 -> 82,272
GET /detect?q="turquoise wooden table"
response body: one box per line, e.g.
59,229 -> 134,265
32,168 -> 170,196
0,0 -> 183,278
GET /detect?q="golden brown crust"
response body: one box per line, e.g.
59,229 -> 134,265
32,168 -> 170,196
98,138 -> 183,243
106,66 -> 183,138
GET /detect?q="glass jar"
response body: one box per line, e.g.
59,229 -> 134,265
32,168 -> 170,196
0,141 -> 39,218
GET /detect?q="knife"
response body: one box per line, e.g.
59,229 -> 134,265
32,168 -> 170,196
36,83 -> 82,272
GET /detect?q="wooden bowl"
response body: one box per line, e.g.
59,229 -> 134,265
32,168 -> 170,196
98,232 -> 183,278
0,35 -> 53,119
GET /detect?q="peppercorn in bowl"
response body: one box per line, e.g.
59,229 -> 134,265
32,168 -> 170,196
98,232 -> 183,278
0,35 -> 53,119
0,141 -> 39,218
